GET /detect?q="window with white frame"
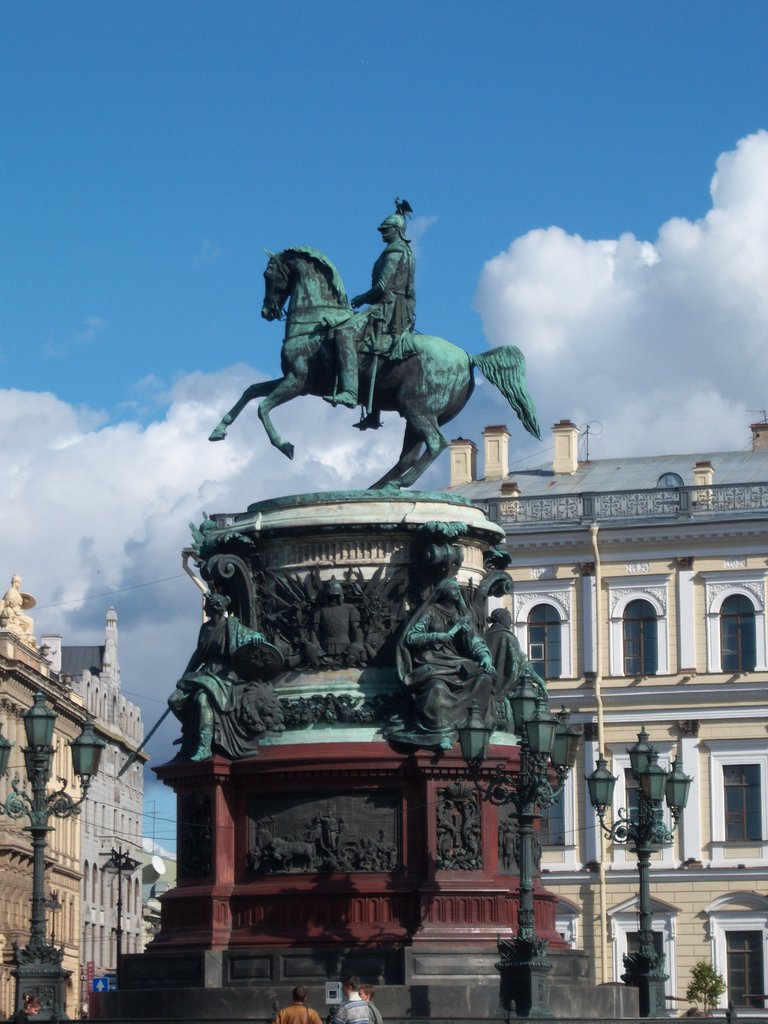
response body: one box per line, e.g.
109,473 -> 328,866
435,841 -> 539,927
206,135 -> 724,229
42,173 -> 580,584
622,599 -> 659,676
702,571 -> 767,673
705,740 -> 768,865
706,893 -> 768,1011
540,773 -> 578,868
720,595 -> 757,672
527,603 -> 562,680
609,897 -> 677,1001
606,577 -> 670,677
555,896 -> 581,948
513,580 -> 574,679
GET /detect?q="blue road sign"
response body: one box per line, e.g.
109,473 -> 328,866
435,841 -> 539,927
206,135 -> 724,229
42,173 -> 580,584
92,976 -> 117,992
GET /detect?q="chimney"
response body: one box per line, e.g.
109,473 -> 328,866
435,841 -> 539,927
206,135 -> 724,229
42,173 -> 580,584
483,424 -> 510,480
693,460 -> 714,508
552,420 -> 579,475
750,422 -> 768,451
449,437 -> 477,487
693,460 -> 714,488
40,634 -> 62,673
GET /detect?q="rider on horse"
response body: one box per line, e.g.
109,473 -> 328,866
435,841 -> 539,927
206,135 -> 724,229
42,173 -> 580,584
324,198 -> 416,425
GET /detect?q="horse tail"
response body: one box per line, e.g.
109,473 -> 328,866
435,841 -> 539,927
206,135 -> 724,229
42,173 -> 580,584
470,345 -> 541,440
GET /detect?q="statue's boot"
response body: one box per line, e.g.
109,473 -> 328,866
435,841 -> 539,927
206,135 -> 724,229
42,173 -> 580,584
354,410 -> 381,430
190,698 -> 214,761
190,725 -> 213,761
323,390 -> 358,409
323,334 -> 358,408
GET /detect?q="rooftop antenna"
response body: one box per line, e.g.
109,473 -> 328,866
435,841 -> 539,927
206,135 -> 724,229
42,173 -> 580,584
747,408 -> 768,423
579,421 -> 602,463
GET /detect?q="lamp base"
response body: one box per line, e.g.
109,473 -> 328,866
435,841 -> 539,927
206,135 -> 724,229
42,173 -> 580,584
496,936 -> 552,1018
622,950 -> 669,1018
12,958 -> 72,1021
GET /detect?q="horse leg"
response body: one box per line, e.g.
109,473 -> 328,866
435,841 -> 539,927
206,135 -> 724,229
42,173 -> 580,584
371,417 -> 448,489
398,417 -> 448,488
257,370 -> 307,460
209,377 -> 283,441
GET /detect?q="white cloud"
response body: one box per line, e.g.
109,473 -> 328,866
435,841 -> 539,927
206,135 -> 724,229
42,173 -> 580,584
475,129 -> 768,459
0,364 -> 403,778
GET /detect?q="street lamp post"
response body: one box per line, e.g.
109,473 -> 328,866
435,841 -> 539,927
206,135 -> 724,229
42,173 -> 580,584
587,728 -> 692,1018
458,687 -> 581,1018
0,692 -> 105,1021
102,846 -> 141,970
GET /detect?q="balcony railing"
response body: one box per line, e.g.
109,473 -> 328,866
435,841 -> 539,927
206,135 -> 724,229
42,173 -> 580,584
478,482 -> 768,529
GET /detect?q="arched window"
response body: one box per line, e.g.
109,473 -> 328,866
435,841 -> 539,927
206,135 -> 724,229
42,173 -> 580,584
527,604 -> 561,679
720,595 -> 756,672
623,599 -> 658,676
657,472 -> 683,488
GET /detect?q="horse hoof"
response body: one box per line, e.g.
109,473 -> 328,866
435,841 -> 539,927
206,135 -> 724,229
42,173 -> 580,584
209,426 -> 227,442
279,443 -> 295,460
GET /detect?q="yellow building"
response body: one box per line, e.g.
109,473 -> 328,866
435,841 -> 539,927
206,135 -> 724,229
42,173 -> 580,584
0,582 -> 89,1020
450,421 -> 768,1013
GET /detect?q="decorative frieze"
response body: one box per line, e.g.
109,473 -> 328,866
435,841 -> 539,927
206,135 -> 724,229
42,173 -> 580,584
436,782 -> 482,870
247,792 -> 400,874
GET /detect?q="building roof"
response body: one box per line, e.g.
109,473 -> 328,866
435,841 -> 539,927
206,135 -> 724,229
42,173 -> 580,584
61,644 -> 104,677
450,447 -> 768,500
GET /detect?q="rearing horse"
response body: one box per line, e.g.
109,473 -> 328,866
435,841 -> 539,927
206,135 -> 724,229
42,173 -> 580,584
209,247 -> 541,489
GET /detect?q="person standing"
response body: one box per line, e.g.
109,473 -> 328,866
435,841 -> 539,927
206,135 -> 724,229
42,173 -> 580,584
359,984 -> 383,1024
273,986 -> 323,1024
332,976 -> 370,1024
12,994 -> 41,1022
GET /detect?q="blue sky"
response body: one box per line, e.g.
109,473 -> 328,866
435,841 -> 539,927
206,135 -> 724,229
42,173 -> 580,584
1,1 -> 766,849
3,2 -> 765,411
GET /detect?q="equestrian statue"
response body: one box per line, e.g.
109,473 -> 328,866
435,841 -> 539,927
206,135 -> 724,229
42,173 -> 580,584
209,199 -> 541,489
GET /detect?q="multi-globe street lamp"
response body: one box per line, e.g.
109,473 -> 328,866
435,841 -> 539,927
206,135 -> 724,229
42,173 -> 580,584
458,683 -> 581,1018
587,728 -> 692,1018
0,691 -> 105,1021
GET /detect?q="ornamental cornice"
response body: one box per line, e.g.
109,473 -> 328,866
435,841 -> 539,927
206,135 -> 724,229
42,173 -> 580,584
513,585 -> 572,618
705,578 -> 765,612
608,584 -> 668,616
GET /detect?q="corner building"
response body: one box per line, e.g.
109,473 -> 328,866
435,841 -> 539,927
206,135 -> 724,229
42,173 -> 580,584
448,419 -> 768,1013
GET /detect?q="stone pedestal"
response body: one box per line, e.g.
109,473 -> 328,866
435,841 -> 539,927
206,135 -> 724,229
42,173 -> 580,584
92,491 -> 623,1020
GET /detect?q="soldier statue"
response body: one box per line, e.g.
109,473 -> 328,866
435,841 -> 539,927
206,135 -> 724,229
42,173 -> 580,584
324,198 -> 416,427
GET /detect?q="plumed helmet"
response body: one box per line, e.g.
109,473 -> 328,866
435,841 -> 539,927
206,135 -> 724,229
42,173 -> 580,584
323,577 -> 344,599
378,197 -> 413,240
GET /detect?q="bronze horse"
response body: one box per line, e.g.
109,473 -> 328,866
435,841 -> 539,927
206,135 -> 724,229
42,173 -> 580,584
209,247 -> 540,489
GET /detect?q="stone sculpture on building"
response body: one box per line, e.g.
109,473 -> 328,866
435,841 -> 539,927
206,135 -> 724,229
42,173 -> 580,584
0,575 -> 36,646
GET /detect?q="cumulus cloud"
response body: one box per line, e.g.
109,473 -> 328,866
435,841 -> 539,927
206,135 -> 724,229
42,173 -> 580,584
475,130 -> 768,460
0,364 -> 400,773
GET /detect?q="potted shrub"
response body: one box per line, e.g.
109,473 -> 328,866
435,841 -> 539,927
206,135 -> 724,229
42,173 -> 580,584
686,960 -> 726,1015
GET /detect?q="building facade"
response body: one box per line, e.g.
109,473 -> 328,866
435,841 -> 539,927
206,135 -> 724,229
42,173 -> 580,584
44,607 -> 145,1007
449,421 -> 768,1014
0,578 -> 87,1020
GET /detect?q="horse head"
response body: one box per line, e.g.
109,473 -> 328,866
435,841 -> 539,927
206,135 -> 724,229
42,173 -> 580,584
262,251 -> 290,322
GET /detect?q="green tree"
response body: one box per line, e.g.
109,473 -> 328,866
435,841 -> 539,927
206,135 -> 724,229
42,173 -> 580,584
686,960 -> 726,1014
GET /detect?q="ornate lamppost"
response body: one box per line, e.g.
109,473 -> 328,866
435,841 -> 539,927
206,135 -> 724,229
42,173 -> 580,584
102,846 -> 141,971
0,692 -> 105,1021
586,728 -> 692,1018
458,683 -> 581,1018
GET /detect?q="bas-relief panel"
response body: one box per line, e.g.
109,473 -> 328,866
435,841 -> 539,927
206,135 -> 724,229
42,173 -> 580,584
247,791 -> 401,874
